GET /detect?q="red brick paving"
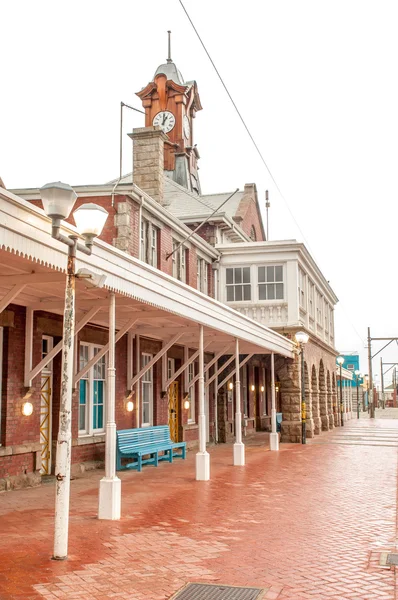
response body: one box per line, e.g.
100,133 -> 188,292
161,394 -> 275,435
1,419 -> 398,599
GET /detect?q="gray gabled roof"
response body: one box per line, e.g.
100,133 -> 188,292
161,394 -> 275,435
164,177 -> 244,220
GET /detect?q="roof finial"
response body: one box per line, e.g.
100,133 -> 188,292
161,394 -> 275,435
167,30 -> 172,63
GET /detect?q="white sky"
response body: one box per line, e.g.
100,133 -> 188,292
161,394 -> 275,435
1,0 -> 397,383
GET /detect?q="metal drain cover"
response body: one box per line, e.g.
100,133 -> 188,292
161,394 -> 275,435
171,583 -> 264,600
387,553 -> 398,565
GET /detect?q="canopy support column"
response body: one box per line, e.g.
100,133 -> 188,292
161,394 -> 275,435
99,293 -> 121,520
196,325 -> 210,480
270,352 -> 279,451
233,338 -> 245,466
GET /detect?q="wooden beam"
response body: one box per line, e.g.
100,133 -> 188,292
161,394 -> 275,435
73,316 -> 138,385
28,306 -> 100,383
188,344 -> 232,387
217,354 -> 253,390
205,354 -> 235,389
130,333 -> 182,387
0,284 -> 26,313
0,273 -> 65,286
164,343 -> 211,389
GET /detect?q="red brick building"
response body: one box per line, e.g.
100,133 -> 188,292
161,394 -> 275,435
0,51 -> 341,492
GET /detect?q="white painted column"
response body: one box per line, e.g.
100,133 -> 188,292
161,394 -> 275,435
98,293 -> 121,520
196,325 -> 210,480
270,352 -> 279,451
233,338 -> 245,465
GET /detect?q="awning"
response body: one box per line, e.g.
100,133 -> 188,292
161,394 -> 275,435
0,188 -> 295,358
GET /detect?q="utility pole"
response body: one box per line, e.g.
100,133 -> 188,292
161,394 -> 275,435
265,190 -> 270,241
380,357 -> 385,409
368,327 -> 374,419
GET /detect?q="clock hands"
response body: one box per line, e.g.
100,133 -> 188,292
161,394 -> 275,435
162,113 -> 168,126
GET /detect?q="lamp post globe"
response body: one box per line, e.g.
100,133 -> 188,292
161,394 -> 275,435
73,203 -> 108,247
40,181 -> 78,221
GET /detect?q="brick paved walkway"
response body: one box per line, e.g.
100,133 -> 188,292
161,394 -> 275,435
1,419 -> 398,600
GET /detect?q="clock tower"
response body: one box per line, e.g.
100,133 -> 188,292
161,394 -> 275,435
136,32 -> 203,194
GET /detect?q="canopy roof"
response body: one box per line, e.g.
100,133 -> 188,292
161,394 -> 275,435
0,188 -> 295,359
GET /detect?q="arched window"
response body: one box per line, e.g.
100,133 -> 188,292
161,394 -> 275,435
250,225 -> 257,241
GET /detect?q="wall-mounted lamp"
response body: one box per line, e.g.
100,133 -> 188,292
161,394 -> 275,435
22,401 -> 34,416
251,384 -> 255,392
161,390 -> 167,399
184,399 -> 190,410
228,382 -> 233,390
260,385 -> 265,393
126,400 -> 134,412
275,385 -> 280,393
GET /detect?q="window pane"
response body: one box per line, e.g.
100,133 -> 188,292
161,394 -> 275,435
243,285 -> 251,301
275,266 -> 283,281
275,283 -> 283,299
267,284 -> 275,300
267,266 -> 274,282
235,286 -> 243,301
226,268 -> 233,285
234,268 -> 242,284
259,284 -> 267,300
93,380 -> 104,430
227,287 -> 234,301
243,267 -> 250,283
79,380 -> 87,430
258,266 -> 265,282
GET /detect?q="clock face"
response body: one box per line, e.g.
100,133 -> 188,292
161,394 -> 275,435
183,115 -> 191,139
153,111 -> 176,133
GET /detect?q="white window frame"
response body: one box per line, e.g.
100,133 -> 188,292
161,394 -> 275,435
151,226 -> 158,267
141,353 -> 153,427
324,300 -> 329,332
172,241 -> 179,279
197,258 -> 210,294
226,266 -> 251,302
308,281 -> 315,317
172,242 -> 187,283
167,357 -> 175,380
79,342 -> 106,436
141,219 -> 158,268
181,247 -> 186,283
316,291 -> 323,326
188,361 -> 196,423
140,219 -> 145,261
257,265 -> 284,301
299,269 -> 306,309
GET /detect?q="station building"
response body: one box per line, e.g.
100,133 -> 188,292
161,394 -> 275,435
0,51 -> 344,490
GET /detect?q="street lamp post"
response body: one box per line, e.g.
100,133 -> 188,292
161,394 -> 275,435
337,356 -> 344,426
295,331 -> 309,444
40,182 -> 108,561
355,370 -> 361,419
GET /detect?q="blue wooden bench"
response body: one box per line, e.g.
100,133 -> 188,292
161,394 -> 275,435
276,413 -> 282,432
116,425 -> 186,472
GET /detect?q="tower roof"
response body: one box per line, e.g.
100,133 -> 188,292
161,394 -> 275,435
154,61 -> 185,86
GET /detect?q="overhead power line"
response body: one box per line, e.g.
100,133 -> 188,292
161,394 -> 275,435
178,0 -> 365,348
178,0 -> 312,254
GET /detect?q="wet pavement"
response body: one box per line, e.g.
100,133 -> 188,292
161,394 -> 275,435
1,418 -> 398,600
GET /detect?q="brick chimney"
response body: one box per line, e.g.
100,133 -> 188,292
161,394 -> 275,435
129,126 -> 168,204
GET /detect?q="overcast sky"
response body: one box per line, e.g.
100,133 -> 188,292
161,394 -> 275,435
1,0 -> 397,383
